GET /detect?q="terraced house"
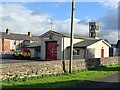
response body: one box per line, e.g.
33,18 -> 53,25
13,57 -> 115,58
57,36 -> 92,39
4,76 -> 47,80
0,29 -> 40,58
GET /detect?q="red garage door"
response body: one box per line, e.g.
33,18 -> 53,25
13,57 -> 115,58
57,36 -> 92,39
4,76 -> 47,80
46,41 -> 57,60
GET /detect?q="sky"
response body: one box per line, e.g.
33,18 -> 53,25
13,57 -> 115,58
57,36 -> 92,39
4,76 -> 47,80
0,0 -> 119,44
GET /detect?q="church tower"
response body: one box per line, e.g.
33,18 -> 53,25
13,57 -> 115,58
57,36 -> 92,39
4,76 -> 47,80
89,22 -> 99,39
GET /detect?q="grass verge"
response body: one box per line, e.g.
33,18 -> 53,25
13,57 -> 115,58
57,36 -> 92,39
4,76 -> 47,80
2,64 -> 120,89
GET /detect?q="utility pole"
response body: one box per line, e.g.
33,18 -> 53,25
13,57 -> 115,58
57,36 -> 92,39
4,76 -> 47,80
69,0 -> 75,73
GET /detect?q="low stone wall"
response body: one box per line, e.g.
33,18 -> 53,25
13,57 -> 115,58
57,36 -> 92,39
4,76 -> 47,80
100,56 -> 119,66
1,57 -> 119,80
1,61 -> 64,80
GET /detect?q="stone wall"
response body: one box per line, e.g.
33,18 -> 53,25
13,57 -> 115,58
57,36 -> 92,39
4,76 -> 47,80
1,57 -> 119,80
100,57 -> 119,65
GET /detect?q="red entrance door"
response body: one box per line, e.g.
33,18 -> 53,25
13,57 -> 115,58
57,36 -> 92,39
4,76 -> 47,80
46,41 -> 57,60
101,49 -> 104,58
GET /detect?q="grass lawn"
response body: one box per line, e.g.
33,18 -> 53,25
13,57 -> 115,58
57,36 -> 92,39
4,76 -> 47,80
2,64 -> 120,89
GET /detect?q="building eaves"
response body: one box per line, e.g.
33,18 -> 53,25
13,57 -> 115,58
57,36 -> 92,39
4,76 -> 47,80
70,39 -> 102,48
25,42 -> 41,48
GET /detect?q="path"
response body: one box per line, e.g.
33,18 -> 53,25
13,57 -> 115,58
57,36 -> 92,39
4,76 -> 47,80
77,73 -> 120,88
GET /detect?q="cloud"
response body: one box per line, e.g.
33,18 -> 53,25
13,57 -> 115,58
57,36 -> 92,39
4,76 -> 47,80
1,3 -> 51,35
78,17 -> 96,25
1,3 -> 89,37
54,19 -> 89,36
101,31 -> 118,43
1,3 -> 119,44
98,8 -> 118,43
100,0 -> 119,9
31,8 -> 42,15
98,9 -> 118,30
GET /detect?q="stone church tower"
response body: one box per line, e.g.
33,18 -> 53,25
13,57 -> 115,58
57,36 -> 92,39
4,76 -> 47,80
89,22 -> 99,39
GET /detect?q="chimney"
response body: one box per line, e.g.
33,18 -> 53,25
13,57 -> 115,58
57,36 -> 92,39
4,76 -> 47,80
6,28 -> 10,34
28,32 -> 32,37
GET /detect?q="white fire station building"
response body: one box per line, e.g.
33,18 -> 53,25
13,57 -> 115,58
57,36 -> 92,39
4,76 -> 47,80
39,22 -> 111,60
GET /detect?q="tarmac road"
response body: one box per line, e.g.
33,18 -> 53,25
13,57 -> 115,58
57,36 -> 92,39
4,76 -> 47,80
77,73 -> 120,89
1,59 -> 41,64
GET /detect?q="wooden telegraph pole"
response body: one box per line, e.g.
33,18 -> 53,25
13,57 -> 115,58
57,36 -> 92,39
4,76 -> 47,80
69,0 -> 75,73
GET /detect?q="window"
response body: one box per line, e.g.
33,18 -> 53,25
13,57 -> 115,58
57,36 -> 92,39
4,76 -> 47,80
90,25 -> 96,30
14,41 -> 16,45
36,49 -> 41,53
73,49 -> 80,55
91,32 -> 94,37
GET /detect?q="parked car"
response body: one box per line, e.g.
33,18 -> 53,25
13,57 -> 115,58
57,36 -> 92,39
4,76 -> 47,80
13,49 -> 31,59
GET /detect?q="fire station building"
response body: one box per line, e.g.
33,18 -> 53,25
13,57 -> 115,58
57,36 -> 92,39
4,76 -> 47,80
40,22 -> 111,60
1,22 -> 111,60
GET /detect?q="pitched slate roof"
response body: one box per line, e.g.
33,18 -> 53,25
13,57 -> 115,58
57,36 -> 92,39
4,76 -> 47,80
111,44 -> 116,48
116,40 -> 120,48
25,42 -> 41,48
0,32 -> 40,41
40,30 -> 91,39
40,30 -> 63,37
72,39 -> 102,48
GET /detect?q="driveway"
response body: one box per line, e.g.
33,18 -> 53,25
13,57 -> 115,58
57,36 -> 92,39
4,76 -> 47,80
77,73 -> 120,88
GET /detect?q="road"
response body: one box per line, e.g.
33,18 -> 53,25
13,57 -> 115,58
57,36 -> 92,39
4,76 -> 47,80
1,59 -> 41,64
77,73 -> 120,88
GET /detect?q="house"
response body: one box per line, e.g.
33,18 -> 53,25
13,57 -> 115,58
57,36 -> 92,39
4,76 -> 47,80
109,40 -> 120,56
0,28 -> 40,53
116,40 -> 120,56
116,40 -> 120,48
68,39 -> 110,59
39,22 -> 111,60
109,44 -> 117,56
